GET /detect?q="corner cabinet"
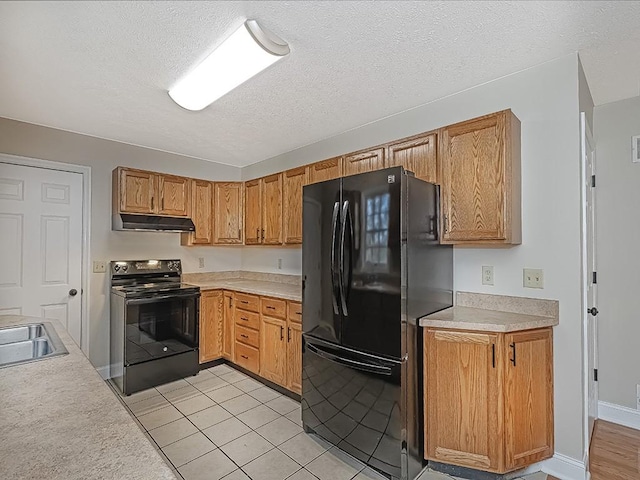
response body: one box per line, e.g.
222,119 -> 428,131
423,327 -> 553,474
439,110 -> 521,245
213,182 -> 243,244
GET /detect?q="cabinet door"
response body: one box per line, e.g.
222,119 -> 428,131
260,316 -> 287,385
286,320 -> 302,394
343,147 -> 385,176
158,174 -> 190,216
117,168 -> 157,214
223,291 -> 235,361
283,167 -> 307,244
440,110 -> 520,244
244,179 -> 262,245
200,290 -> 224,363
183,180 -> 213,245
424,329 -> 502,472
262,173 -> 283,245
387,133 -> 437,184
504,328 -> 554,470
213,182 -> 243,244
307,157 -> 342,185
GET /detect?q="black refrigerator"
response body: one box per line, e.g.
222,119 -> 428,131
301,167 -> 453,480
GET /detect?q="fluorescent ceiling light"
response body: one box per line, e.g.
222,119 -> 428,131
169,20 -> 290,111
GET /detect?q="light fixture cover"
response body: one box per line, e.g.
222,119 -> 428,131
169,20 -> 289,111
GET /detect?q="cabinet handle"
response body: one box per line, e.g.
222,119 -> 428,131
296,311 -> 302,315
240,300 -> 249,304
151,196 -> 154,211
161,195 -> 164,210
229,297 -> 232,307
491,344 -> 495,369
280,326 -> 284,340
240,334 -> 248,339
443,214 -> 449,234
261,228 -> 265,241
287,327 -> 291,342
238,228 -> 241,239
256,228 -> 260,240
267,306 -> 275,310
241,354 -> 249,360
510,342 -> 516,366
241,317 -> 248,321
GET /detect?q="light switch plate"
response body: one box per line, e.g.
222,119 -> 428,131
198,257 -> 205,269
93,261 -> 107,273
482,266 -> 494,286
523,268 -> 544,288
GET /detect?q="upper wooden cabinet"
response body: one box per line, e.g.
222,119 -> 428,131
213,182 -> 243,244
440,110 -> 521,245
243,174 -> 283,245
307,157 -> 342,185
283,167 -> 307,244
343,147 -> 385,176
387,132 -> 438,184
113,167 -> 190,218
182,179 -> 213,245
424,327 -> 553,474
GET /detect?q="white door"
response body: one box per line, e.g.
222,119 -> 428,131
0,162 -> 83,345
580,113 -> 598,447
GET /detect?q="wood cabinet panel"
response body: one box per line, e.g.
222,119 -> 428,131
213,182 -> 243,244
244,179 -> 262,245
158,174 -> 190,216
424,329 -> 502,471
260,316 -> 287,385
283,167 -> 307,244
261,297 -> 287,320
343,147 -> 385,176
235,324 -> 260,349
286,320 -> 302,394
182,179 -> 213,245
116,168 -> 157,214
234,309 -> 260,331
387,133 -> 438,184
262,173 -> 283,245
200,290 -> 224,363
440,110 -> 521,244
235,342 -> 259,374
287,302 -> 302,324
504,329 -> 554,470
235,293 -> 260,313
223,291 -> 234,361
307,157 -> 342,185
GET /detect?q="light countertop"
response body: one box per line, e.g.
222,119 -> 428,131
186,278 -> 302,302
0,315 -> 177,480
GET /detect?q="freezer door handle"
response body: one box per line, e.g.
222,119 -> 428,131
330,201 -> 341,315
306,341 -> 392,376
339,200 -> 351,316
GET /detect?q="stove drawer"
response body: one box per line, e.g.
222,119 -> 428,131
235,325 -> 259,348
235,293 -> 260,313
235,309 -> 260,330
235,342 -> 259,374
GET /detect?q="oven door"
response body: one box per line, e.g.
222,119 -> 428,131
124,292 -> 199,366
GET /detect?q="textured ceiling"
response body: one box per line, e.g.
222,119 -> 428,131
1,1 -> 639,167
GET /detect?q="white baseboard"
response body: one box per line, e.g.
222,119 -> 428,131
96,366 -> 110,380
598,400 -> 640,430
517,453 -> 587,480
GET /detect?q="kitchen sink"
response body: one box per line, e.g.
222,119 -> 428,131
0,322 -> 68,368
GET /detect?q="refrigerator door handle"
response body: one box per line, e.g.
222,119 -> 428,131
330,201 -> 341,315
306,341 -> 392,376
339,200 -> 350,316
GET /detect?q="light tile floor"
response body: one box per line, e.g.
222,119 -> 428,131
113,364 -> 553,480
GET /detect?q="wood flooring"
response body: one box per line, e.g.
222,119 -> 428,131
590,420 -> 640,479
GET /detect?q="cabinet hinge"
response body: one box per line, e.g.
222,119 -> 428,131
591,175 -> 596,187
592,271 -> 597,284
594,368 -> 598,382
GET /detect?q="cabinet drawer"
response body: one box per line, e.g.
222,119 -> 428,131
235,309 -> 260,330
261,297 -> 287,319
288,302 -> 302,323
235,342 -> 259,374
235,325 -> 259,348
235,293 -> 260,312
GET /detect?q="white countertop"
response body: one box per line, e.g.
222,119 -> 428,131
0,315 -> 177,480
418,306 -> 559,332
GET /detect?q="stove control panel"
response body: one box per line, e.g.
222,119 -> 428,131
110,259 -> 182,276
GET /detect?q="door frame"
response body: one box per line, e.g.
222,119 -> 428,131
579,112 -> 597,466
0,153 -> 91,357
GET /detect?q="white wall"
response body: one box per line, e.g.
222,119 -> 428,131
242,55 -> 586,462
0,117 -> 243,372
594,95 -> 640,409
241,247 -> 302,275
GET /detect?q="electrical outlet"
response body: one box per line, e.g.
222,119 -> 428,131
482,266 -> 494,286
198,257 -> 205,269
637,385 -> 640,410
523,268 -> 544,288
277,258 -> 283,270
92,261 -> 106,273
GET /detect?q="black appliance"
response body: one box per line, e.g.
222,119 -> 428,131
302,167 -> 453,480
109,259 -> 200,395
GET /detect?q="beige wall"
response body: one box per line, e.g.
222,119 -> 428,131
242,55 -> 586,463
0,118 -> 242,373
594,95 -> 640,409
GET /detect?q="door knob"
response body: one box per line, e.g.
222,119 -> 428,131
69,289 -> 78,297
587,307 -> 598,316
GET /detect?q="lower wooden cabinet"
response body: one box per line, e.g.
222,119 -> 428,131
423,327 -> 553,474
260,315 -> 287,384
200,290 -> 224,363
286,320 -> 302,394
222,291 -> 234,361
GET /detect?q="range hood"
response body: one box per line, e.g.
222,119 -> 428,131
112,214 -> 195,232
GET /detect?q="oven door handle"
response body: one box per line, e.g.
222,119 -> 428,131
124,292 -> 200,305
